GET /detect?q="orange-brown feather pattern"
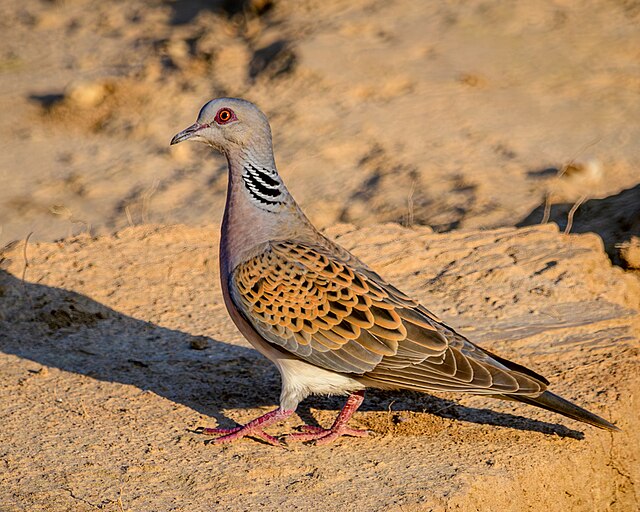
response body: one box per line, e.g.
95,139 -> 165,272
231,241 -> 547,394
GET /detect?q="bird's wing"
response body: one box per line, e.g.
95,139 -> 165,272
229,241 -> 547,395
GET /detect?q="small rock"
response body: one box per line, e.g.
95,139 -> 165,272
190,336 -> 210,350
560,158 -> 603,186
66,80 -> 111,108
28,367 -> 49,376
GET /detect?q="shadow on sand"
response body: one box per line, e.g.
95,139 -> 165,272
166,0 -> 274,25
518,183 -> 640,267
0,268 -> 584,440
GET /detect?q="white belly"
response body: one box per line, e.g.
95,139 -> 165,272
275,356 -> 366,411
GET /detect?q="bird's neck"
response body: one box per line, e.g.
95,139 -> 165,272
219,147 -> 311,275
230,147 -> 290,214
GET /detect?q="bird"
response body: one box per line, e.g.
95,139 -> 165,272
170,98 -> 620,445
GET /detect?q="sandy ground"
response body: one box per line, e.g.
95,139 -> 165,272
1,0 -> 639,251
1,0 -> 640,510
1,224 -> 639,510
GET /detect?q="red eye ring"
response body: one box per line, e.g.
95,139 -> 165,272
215,108 -> 236,125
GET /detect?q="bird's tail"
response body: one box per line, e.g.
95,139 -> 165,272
500,390 -> 620,432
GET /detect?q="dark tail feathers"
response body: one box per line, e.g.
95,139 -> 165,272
502,390 -> 620,432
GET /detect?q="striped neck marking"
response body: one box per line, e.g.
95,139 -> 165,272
241,163 -> 285,211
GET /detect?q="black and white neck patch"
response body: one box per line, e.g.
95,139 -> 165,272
242,163 -> 286,211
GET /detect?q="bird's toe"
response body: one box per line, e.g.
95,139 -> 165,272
285,425 -> 370,445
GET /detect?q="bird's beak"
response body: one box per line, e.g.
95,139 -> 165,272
170,122 -> 205,145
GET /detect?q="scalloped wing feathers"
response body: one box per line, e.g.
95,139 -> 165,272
229,241 -> 547,396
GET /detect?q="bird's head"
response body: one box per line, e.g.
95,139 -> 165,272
170,98 -> 272,155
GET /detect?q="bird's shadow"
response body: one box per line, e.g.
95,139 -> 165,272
296,391 -> 584,440
0,269 -> 583,440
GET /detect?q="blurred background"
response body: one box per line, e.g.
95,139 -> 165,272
1,0 -> 638,267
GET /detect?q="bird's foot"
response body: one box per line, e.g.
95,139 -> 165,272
286,424 -> 370,445
197,408 -> 293,446
286,390 -> 368,445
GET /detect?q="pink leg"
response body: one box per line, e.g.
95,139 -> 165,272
286,391 -> 369,445
199,407 -> 294,446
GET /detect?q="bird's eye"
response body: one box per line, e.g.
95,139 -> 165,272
215,108 -> 235,125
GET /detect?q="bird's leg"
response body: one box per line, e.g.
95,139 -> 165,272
199,407 -> 294,446
286,390 -> 369,445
